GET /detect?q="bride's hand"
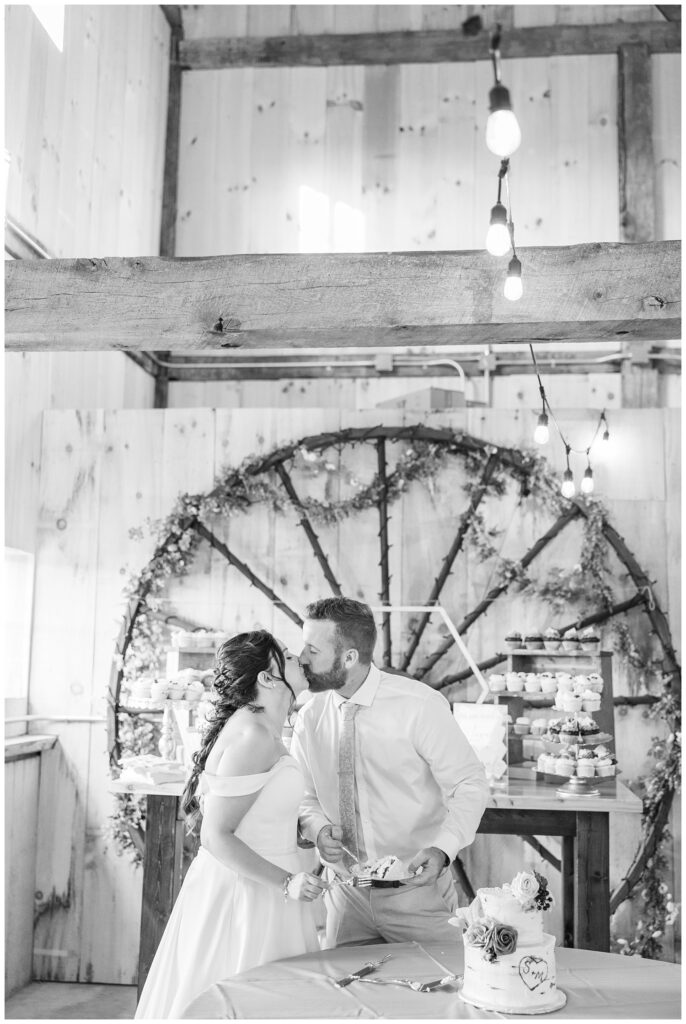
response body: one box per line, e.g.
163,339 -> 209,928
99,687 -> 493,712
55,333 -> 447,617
286,872 -> 328,902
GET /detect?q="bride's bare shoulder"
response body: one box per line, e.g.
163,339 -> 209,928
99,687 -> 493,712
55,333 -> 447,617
209,713 -> 278,777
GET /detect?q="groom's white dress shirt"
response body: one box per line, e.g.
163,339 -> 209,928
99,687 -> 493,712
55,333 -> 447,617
291,663 -> 489,866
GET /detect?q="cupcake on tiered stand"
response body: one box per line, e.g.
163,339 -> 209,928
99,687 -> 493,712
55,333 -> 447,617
529,710 -> 616,796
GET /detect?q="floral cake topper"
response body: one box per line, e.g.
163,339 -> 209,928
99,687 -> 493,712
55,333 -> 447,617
507,870 -> 554,912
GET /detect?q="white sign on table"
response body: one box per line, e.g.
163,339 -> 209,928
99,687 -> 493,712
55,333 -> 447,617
452,701 -> 508,783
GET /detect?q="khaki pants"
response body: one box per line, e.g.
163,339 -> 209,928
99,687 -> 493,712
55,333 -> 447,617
324,867 -> 460,947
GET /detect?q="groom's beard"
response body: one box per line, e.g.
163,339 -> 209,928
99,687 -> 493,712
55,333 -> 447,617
302,654 -> 347,693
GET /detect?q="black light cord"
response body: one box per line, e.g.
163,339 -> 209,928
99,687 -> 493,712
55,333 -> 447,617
529,343 -> 608,456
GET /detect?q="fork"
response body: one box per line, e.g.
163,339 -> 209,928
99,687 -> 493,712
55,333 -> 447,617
359,974 -> 461,992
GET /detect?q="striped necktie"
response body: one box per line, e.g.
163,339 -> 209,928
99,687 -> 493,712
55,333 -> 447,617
338,701 -> 361,870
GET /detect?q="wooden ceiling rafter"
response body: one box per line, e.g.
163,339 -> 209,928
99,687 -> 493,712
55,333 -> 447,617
5,241 -> 680,352
177,20 -> 680,71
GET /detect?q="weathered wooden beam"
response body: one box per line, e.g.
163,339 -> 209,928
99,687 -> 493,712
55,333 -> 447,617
618,43 -> 656,242
178,22 -> 680,70
160,5 -> 183,34
655,6 -> 681,22
5,217 -> 53,260
6,242 -> 680,352
159,16 -> 182,258
123,351 -> 159,377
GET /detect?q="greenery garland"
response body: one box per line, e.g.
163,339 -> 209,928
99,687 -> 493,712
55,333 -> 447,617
109,432 -> 680,959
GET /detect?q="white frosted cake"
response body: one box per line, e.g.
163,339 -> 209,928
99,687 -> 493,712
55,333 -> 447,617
453,871 -> 565,1014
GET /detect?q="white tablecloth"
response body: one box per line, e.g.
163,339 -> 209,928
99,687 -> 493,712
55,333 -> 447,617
180,939 -> 681,1019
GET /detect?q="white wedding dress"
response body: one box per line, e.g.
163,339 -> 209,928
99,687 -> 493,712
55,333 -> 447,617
135,754 -> 320,1019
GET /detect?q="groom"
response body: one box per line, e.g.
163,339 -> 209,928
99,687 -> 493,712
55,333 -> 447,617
290,596 -> 489,947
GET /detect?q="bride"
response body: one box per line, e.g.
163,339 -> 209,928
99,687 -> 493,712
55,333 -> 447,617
135,630 -> 326,1019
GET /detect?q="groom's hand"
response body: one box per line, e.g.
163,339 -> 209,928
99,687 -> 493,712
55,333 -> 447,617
407,846 -> 449,887
316,824 -> 346,862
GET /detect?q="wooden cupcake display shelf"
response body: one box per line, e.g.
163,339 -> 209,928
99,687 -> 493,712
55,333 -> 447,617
489,649 -> 616,783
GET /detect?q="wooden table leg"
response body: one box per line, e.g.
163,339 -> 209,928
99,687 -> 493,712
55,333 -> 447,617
560,834 -> 575,947
574,811 -> 610,951
137,795 -> 185,1000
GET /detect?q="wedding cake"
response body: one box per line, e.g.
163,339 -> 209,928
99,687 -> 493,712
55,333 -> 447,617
454,870 -> 566,1014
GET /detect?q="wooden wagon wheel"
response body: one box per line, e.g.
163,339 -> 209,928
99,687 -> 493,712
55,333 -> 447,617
108,425 -> 680,916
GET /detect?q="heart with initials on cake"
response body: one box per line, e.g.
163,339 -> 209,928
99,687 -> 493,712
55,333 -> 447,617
518,956 -> 548,990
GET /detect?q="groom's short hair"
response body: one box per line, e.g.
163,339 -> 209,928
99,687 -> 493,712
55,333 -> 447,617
305,597 -> 377,664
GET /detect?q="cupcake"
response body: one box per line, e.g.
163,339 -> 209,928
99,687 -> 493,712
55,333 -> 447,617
543,627 -> 562,651
506,672 -> 524,693
505,630 -> 523,650
531,718 -> 548,737
578,714 -> 600,737
131,677 -> 153,701
488,673 -> 507,693
540,674 -> 557,695
595,755 -> 616,778
572,674 -> 589,692
594,744 -> 611,760
524,673 -> 541,693
537,753 -> 549,773
562,627 -> 580,651
581,690 -> 601,713
557,754 -> 576,777
587,673 -> 604,694
514,716 -> 531,736
167,678 -> 187,700
576,750 -> 596,778
581,628 -> 601,651
559,720 -> 580,745
524,631 -> 544,650
547,717 -> 562,738
562,693 -> 583,713
556,673 -> 574,692
184,679 -> 206,703
150,679 -> 169,701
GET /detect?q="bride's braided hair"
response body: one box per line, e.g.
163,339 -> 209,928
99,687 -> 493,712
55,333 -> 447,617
182,630 -> 286,832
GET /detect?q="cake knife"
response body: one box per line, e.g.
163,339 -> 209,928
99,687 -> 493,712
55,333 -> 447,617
333,954 -> 392,988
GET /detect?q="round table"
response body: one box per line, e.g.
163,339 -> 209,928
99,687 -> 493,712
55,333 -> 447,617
180,938 -> 681,1019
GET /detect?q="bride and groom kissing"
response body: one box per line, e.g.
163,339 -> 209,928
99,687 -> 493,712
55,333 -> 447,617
136,597 -> 489,1019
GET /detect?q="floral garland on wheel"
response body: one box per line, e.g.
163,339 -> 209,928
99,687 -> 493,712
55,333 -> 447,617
106,431 -> 680,960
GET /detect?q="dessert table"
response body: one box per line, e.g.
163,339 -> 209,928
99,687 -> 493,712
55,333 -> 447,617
179,938 -> 681,1019
111,774 -> 642,996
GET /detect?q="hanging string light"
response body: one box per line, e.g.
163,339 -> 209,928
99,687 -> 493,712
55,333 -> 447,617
486,160 -> 512,256
601,410 -> 610,442
486,25 -> 521,158
561,446 -> 575,499
504,219 -> 522,301
485,26 -> 523,300
528,344 -> 610,498
581,451 -> 594,495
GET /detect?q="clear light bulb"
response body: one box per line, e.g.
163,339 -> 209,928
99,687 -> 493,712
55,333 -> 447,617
486,86 -> 521,158
504,254 -> 522,301
486,202 -> 510,256
581,467 -> 594,494
533,413 -> 549,445
486,223 -> 511,257
504,272 -> 523,301
561,469 -> 575,499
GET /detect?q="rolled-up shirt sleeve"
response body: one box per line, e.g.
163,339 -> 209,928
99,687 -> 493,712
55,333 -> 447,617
413,691 -> 490,860
290,712 -> 332,846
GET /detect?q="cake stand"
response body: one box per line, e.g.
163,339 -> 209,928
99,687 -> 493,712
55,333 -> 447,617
555,774 -> 601,799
